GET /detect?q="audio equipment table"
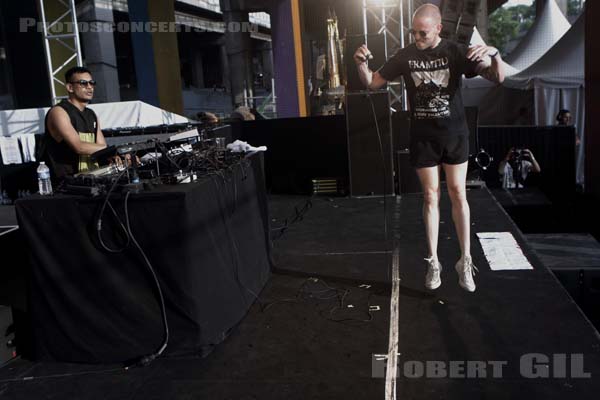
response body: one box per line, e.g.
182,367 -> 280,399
15,153 -> 271,363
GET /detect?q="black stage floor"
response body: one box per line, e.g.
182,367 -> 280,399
1,189 -> 600,399
0,205 -> 17,227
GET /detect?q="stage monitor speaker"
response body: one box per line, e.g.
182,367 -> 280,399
391,110 -> 411,151
345,33 -> 388,93
346,92 -> 394,196
440,0 -> 482,44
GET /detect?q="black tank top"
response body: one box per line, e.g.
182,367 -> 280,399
42,100 -> 98,180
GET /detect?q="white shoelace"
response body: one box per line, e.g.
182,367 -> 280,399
462,257 -> 479,276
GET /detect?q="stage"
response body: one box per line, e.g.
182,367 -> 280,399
1,188 -> 599,399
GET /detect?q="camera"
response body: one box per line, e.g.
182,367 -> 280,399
510,148 -> 530,162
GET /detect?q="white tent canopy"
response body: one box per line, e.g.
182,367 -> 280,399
504,0 -> 571,72
503,11 -> 584,90
470,27 -> 486,47
0,101 -> 189,138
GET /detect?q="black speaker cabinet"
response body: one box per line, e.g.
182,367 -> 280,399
345,33 -> 388,92
392,110 -> 411,151
396,150 -> 421,194
465,106 -> 479,155
440,0 -> 482,44
346,92 -> 394,196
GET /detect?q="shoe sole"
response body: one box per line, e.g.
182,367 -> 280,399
458,280 -> 476,292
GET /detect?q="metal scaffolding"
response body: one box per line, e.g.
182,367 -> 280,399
361,0 -> 411,112
38,0 -> 83,105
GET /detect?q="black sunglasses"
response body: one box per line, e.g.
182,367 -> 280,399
409,29 -> 431,38
70,79 -> 97,87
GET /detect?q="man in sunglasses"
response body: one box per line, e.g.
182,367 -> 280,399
353,4 -> 505,292
42,66 -> 107,181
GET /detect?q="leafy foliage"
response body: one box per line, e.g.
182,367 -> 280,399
488,3 -> 535,54
567,0 -> 584,17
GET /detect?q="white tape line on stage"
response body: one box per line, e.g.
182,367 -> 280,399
385,245 -> 401,400
476,232 -> 533,271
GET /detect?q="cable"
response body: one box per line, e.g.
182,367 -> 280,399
123,190 -> 169,368
307,278 -> 375,324
260,277 -> 377,325
0,367 -> 125,384
365,87 -> 389,241
96,168 -> 131,253
362,68 -> 392,285
270,198 -> 313,240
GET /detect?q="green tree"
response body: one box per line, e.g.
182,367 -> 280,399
488,4 -> 536,54
488,8 -> 519,53
567,0 -> 584,17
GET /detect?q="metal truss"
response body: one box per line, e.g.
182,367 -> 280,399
361,0 -> 411,111
39,0 -> 83,104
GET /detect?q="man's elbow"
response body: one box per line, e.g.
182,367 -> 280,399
73,142 -> 94,156
370,81 -> 387,91
67,141 -> 85,155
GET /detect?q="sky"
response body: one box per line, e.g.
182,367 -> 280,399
503,0 -> 586,9
503,0 -> 534,6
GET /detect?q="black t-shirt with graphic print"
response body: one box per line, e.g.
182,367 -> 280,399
378,39 -> 480,139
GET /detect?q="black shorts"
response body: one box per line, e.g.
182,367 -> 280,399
409,135 -> 469,168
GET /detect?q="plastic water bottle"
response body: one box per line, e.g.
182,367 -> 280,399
37,162 -> 53,195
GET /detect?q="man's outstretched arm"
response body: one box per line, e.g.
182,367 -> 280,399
468,44 -> 506,84
354,45 -> 389,90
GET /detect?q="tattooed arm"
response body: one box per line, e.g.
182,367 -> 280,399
468,45 -> 505,84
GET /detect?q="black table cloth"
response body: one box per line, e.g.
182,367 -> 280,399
15,153 -> 271,363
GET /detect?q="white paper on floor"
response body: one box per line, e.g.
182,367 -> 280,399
476,232 -> 533,271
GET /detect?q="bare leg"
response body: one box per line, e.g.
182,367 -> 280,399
442,161 -> 470,258
415,165 -> 441,260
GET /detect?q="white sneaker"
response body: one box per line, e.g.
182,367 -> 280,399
425,257 -> 442,290
455,255 -> 478,292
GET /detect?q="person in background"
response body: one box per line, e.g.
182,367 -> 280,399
197,111 -> 220,125
556,109 -> 572,126
556,109 -> 581,146
230,106 -> 256,122
498,147 -> 541,189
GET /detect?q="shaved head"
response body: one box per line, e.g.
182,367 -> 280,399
411,3 -> 442,49
413,3 -> 442,24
